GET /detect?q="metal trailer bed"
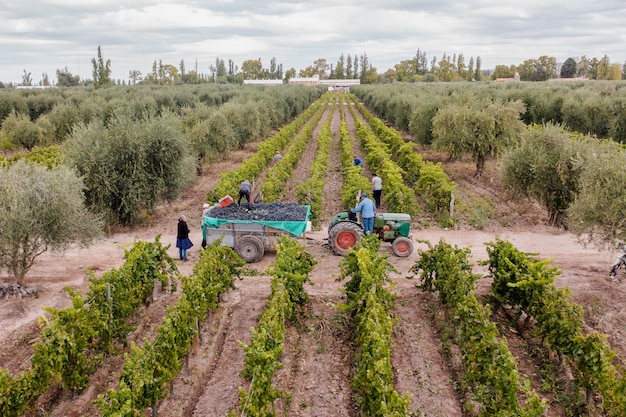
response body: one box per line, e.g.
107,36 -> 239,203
202,206 -> 311,262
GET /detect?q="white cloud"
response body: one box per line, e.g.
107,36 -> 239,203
1,0 -> 625,84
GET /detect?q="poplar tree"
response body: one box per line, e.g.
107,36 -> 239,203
91,45 -> 112,88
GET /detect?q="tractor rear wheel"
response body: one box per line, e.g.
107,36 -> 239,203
329,222 -> 363,256
236,235 -> 265,263
392,237 -> 413,257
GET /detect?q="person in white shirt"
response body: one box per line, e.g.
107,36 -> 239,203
371,174 -> 383,208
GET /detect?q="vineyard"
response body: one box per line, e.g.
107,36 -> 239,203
1,91 -> 626,417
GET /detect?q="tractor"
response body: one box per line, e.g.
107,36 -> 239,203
327,210 -> 414,257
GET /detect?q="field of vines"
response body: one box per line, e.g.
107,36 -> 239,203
1,87 -> 626,417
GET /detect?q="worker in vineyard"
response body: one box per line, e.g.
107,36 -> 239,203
371,173 -> 383,208
273,150 -> 283,164
238,179 -> 252,209
351,192 -> 376,235
176,215 -> 193,261
201,203 -> 211,249
354,157 -> 363,169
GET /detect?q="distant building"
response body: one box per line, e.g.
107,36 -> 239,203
244,74 -> 361,90
16,85 -> 53,89
242,79 -> 284,86
288,75 -> 321,86
495,72 -> 521,83
548,76 -> 590,82
288,74 -> 361,91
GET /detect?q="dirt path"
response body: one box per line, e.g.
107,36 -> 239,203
1,94 -> 624,417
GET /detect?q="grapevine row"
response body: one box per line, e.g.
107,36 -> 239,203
294,99 -> 334,227
0,236 -> 178,417
338,96 -> 375,210
96,239 -> 243,416
261,94 -> 330,202
484,238 -> 626,415
412,240 -> 546,416
338,236 -> 410,416
231,236 -> 315,416
207,96 -> 324,203
351,96 -> 456,220
347,101 -> 417,216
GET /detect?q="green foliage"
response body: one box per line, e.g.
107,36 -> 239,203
269,236 -> 315,314
411,239 -> 477,303
91,45 -> 112,89
562,91 -> 612,138
337,235 -> 410,416
88,236 -> 178,350
0,145 -> 63,169
295,115 -> 332,227
415,160 -> 456,214
0,237 -> 179,417
1,111 -> 43,150
262,100 -> 325,203
561,58 -> 577,78
39,289 -> 101,392
412,240 -> 546,416
210,98 -> 322,202
566,139 -> 626,247
0,160 -> 103,285
45,102 -> 86,143
484,238 -> 626,415
187,108 -> 237,164
432,98 -> 525,177
337,106 -> 372,211
235,237 -> 314,416
63,110 -> 196,225
98,240 -> 242,416
501,123 -> 587,227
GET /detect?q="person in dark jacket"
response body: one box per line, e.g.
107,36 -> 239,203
176,215 -> 193,261
238,179 -> 252,209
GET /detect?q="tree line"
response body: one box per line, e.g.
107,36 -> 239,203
4,45 -> 626,88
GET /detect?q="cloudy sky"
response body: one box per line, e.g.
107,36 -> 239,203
2,0 -> 625,84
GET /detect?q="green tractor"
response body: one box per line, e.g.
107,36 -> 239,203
327,211 -> 414,257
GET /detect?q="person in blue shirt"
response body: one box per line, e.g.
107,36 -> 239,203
354,157 -> 363,168
351,192 -> 376,235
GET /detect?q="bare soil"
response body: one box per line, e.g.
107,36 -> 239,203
1,97 -> 624,417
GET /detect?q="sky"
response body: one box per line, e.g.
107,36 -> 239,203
1,0 -> 626,84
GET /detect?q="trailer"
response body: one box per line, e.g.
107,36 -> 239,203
201,203 -> 311,263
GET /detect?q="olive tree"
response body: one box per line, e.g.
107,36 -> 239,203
432,99 -> 525,177
0,161 -> 103,286
566,140 -> 626,248
63,110 -> 196,226
500,124 -> 586,227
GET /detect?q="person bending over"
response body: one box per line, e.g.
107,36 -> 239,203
238,179 -> 252,209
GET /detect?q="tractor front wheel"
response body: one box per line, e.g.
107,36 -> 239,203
328,222 -> 363,256
392,237 -> 413,257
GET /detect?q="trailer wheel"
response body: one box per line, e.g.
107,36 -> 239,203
328,222 -> 363,256
392,237 -> 413,257
236,235 -> 265,263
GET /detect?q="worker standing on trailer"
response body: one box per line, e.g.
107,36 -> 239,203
238,179 -> 252,209
351,192 -> 376,235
